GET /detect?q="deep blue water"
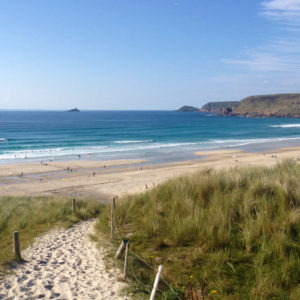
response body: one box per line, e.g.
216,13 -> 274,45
1,110 -> 300,164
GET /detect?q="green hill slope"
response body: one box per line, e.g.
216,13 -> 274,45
231,93 -> 300,117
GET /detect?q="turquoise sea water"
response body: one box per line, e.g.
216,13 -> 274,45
1,110 -> 300,164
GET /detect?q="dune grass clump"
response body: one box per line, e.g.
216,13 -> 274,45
97,160 -> 300,299
0,196 -> 104,275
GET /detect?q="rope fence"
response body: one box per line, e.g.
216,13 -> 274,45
110,197 -> 182,300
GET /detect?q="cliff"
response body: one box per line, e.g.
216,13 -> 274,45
200,101 -> 238,115
178,93 -> 300,117
230,94 -> 300,117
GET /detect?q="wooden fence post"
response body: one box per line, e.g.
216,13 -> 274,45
123,241 -> 130,280
150,265 -> 163,300
72,198 -> 76,213
110,197 -> 115,240
114,240 -> 128,259
13,231 -> 22,260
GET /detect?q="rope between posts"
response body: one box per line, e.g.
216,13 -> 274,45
129,251 -> 181,300
129,256 -> 164,294
128,250 -> 156,271
113,221 -> 181,299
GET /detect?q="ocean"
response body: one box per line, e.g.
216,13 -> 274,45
1,110 -> 300,164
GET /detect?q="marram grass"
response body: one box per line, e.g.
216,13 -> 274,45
0,196 -> 104,275
97,160 -> 300,299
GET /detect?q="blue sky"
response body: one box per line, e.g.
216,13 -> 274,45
0,0 -> 300,110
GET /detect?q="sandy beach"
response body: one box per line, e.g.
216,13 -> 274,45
1,146 -> 300,199
1,146 -> 300,299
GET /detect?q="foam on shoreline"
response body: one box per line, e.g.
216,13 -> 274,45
1,145 -> 300,199
1,136 -> 300,164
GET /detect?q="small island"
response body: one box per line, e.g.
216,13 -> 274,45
176,105 -> 200,112
67,108 -> 80,112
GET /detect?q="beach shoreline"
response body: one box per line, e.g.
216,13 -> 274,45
1,145 -> 300,199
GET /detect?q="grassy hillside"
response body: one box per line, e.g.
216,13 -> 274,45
232,93 -> 300,117
97,161 -> 300,299
0,196 -> 103,275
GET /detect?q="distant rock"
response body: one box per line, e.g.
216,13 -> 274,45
67,108 -> 80,112
176,105 -> 200,112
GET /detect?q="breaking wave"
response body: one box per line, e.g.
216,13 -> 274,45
270,124 -> 300,128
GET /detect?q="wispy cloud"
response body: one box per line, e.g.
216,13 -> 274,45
222,1 -> 300,74
262,0 -> 300,12
218,0 -> 300,97
222,39 -> 300,72
261,0 -> 300,26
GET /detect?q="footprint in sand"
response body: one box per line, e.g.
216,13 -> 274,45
0,220 -> 130,299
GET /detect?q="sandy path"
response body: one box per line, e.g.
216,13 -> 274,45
0,221 -> 129,300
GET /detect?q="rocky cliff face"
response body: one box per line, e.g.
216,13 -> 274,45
200,101 -> 238,115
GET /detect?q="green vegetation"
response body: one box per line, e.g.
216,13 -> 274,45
232,93 -> 300,117
199,93 -> 300,117
0,196 -> 103,275
97,161 -> 300,299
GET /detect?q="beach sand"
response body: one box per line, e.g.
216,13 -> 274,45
0,220 -> 129,300
1,146 -> 300,199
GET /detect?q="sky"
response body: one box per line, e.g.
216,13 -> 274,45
0,0 -> 300,110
